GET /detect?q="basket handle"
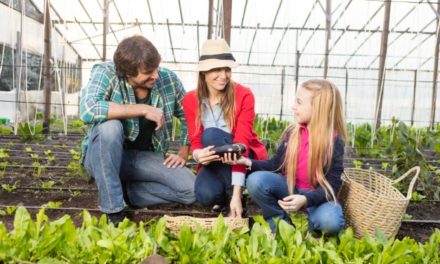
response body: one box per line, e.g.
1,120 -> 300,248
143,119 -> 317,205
392,166 -> 420,199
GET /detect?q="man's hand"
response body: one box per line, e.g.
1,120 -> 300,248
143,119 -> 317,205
177,145 -> 190,161
144,105 -> 164,131
278,194 -> 307,213
163,153 -> 186,168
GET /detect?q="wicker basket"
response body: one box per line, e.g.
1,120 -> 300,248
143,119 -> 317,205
339,166 -> 419,239
164,215 -> 249,235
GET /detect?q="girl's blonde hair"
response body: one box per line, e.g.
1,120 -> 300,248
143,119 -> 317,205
283,79 -> 347,201
195,69 -> 236,131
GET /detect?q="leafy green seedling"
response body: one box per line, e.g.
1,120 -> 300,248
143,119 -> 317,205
352,160 -> 363,169
42,180 -> 55,189
43,201 -> 62,208
1,183 -> 16,193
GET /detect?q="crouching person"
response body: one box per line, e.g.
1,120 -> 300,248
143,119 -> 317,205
80,35 -> 196,225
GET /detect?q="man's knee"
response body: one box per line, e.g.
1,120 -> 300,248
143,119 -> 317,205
94,120 -> 124,143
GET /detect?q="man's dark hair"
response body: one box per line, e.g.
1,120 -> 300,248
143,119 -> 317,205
113,35 -> 161,77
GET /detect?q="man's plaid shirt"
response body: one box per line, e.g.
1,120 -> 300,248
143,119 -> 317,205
79,61 -> 189,163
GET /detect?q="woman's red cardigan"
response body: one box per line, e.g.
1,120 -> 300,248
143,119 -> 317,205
182,83 -> 268,174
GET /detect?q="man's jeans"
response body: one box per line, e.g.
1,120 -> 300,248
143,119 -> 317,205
84,120 -> 196,213
194,127 -> 234,206
247,171 -> 345,233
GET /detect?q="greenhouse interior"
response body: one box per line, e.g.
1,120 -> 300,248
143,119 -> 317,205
0,0 -> 439,263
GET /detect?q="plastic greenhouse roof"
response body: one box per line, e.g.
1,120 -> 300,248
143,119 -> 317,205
29,0 -> 440,72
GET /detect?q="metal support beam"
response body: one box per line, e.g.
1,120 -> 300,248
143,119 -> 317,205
344,26 -> 380,68
135,18 -> 143,34
75,17 -> 101,58
324,0 -> 331,78
272,24 -> 290,66
418,55 -> 432,69
344,69 -> 348,119
223,0 -> 232,44
146,0 -> 155,31
49,3 -> 64,24
177,0 -> 185,33
411,18 -> 436,40
102,0 -> 109,61
411,70 -> 417,126
393,34 -> 433,68
208,0 -> 213,39
367,28 -> 409,68
390,0 -> 422,32
319,26 -> 348,66
197,20 -> 200,58
299,0 -> 319,37
374,0 -> 391,130
166,19 -> 176,63
354,3 -> 384,40
295,50 -> 300,92
112,0 -> 124,25
332,0 -> 353,29
301,24 -> 320,54
53,20 -> 437,36
430,0 -> 440,128
95,0 -> 119,44
247,23 -> 259,65
270,0 -> 283,34
280,67 -> 285,121
79,0 -> 98,31
43,0 -> 53,134
240,0 -> 248,33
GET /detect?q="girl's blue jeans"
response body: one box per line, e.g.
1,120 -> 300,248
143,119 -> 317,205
246,171 -> 345,233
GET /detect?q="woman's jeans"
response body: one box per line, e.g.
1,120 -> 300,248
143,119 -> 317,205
84,120 -> 196,214
194,128 -> 234,206
247,171 -> 345,233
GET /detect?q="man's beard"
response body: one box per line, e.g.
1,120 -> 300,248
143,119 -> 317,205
134,78 -> 154,89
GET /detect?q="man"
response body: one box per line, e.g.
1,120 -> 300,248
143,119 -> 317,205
80,35 -> 196,224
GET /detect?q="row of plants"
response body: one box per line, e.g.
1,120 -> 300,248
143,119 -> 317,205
1,116 -> 440,199
0,207 -> 439,263
0,116 -> 85,142
347,118 -> 440,200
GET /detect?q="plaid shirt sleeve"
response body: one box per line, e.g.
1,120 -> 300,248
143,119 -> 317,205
80,64 -> 113,124
172,75 -> 190,146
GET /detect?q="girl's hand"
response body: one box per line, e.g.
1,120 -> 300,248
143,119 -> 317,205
193,146 -> 220,165
278,195 -> 307,212
229,194 -> 243,218
221,153 -> 250,166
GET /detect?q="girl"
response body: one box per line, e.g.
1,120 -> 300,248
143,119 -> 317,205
224,79 -> 346,233
182,39 -> 268,218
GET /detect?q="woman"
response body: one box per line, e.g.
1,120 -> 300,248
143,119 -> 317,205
182,39 -> 268,218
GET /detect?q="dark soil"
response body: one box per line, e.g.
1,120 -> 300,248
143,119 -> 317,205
0,134 -> 439,242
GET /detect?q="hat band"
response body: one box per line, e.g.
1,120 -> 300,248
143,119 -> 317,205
199,53 -> 235,62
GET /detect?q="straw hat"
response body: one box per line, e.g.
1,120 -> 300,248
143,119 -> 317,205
197,39 -> 238,71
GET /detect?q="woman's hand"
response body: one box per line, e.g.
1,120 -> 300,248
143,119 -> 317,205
229,193 -> 243,218
192,146 -> 220,165
278,194 -> 307,213
221,153 -> 251,167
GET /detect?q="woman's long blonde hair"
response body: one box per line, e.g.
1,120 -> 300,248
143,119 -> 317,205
195,69 -> 236,131
283,79 -> 347,201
